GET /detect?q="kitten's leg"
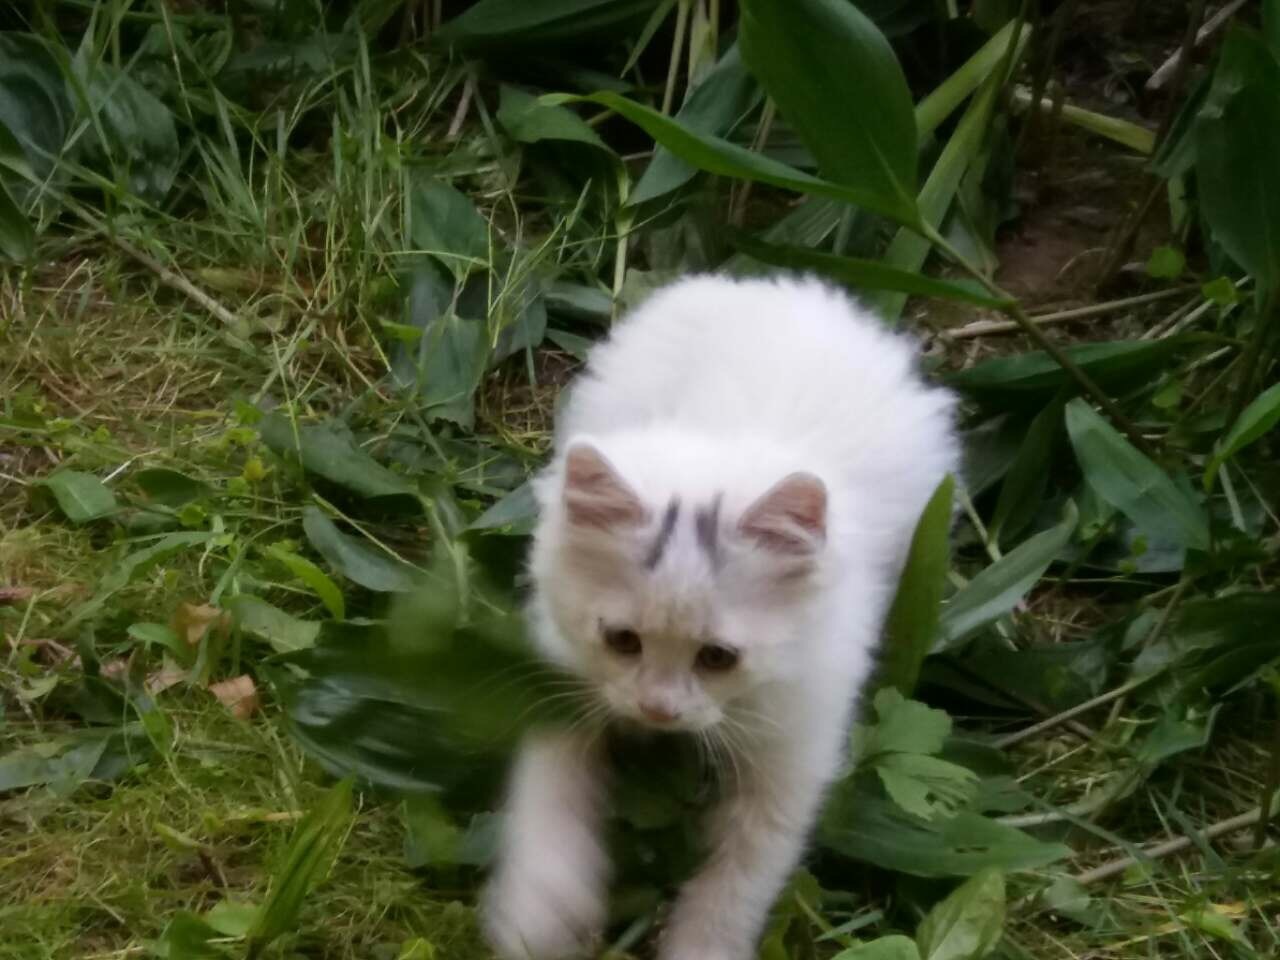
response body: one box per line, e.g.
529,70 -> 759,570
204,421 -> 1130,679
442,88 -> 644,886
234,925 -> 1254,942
660,726 -> 841,960
483,729 -> 609,960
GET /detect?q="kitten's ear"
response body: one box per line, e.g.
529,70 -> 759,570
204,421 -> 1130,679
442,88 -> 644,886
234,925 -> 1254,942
739,472 -> 827,555
562,443 -> 647,530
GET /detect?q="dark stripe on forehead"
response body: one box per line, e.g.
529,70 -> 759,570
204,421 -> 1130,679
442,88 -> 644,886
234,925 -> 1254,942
695,493 -> 723,568
643,498 -> 680,569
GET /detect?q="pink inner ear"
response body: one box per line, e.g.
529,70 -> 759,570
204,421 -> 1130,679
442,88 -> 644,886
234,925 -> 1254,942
563,444 -> 647,529
739,472 -> 827,554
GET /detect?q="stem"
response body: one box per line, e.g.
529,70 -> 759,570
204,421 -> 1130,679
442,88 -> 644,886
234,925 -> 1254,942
661,0 -> 691,115
923,224 -> 1156,456
1074,801 -> 1277,886
995,675 -> 1151,750
1255,699 -> 1280,850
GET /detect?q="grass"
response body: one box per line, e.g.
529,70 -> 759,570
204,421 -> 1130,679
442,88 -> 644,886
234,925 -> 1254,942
4,1 -> 1280,958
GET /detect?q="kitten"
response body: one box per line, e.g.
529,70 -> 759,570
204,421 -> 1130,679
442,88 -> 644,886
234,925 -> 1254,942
483,275 -> 958,960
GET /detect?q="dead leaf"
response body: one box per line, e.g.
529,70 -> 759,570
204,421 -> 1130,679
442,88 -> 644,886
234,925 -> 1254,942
0,586 -> 35,605
147,664 -> 187,695
209,674 -> 258,719
171,602 -> 230,648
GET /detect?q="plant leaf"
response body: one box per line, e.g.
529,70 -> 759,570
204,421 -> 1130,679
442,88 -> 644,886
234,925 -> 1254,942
133,467 -> 209,508
551,91 -> 924,230
436,0 -> 660,49
1204,381 -> 1280,488
467,481 -> 539,535
863,689 -> 952,757
248,777 -> 354,948
916,868 -> 1006,960
820,784 -> 1067,877
949,338 -> 1190,398
1196,83 -> 1280,296
70,54 -> 179,201
263,544 -> 346,620
879,477 -> 955,694
731,236 -> 1010,308
936,502 -> 1078,651
408,176 -> 489,281
738,0 -> 918,224
630,42 -> 760,205
0,173 -> 32,261
258,414 -> 414,500
990,398 -> 1063,545
302,506 -> 418,593
1065,399 -> 1209,551
834,936 -> 922,960
227,594 -> 320,654
497,85 -> 609,150
38,470 -> 119,523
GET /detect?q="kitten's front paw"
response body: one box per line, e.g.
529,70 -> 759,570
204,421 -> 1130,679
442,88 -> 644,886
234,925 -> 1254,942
482,856 -> 605,960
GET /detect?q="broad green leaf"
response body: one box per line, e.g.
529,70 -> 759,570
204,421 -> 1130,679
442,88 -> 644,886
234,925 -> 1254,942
154,911 -> 223,958
1065,399 -> 1209,551
873,66 -> 1011,319
408,176 -> 489,280
418,311 -> 490,428
0,727 -> 148,792
949,338 -> 1190,397
551,91 -> 924,230
302,506 -> 418,593
467,481 -> 538,535
134,468 -> 209,508
1267,0 -> 1280,56
630,43 -> 760,205
1196,83 -> 1280,296
863,689 -> 952,759
1204,381 -> 1280,487
497,85 -> 608,150
1132,709 -> 1214,766
436,0 -> 660,48
834,937 -> 922,960
1145,245 -> 1185,279
731,236 -> 1010,308
0,34 -> 72,195
876,753 -> 979,822
204,900 -> 258,937
880,477 -> 954,694
127,622 -> 189,661
990,399 -> 1063,545
0,174 -> 31,261
248,777 -> 354,948
258,414 -> 414,499
282,570 -> 577,801
227,594 -> 320,654
739,0 -> 918,224
71,53 -> 179,201
820,785 -> 1067,877
38,470 -> 119,523
916,868 -> 1005,960
263,544 -> 346,620
936,502 -> 1078,651
917,20 -> 1029,138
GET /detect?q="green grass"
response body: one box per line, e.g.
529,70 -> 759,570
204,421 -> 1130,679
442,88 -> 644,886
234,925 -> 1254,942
3,2 -> 1280,958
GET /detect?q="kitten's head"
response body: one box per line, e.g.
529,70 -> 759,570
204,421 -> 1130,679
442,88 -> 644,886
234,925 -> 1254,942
533,441 -> 829,733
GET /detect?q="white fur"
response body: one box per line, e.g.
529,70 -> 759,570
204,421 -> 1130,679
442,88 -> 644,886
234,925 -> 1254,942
485,275 -> 958,960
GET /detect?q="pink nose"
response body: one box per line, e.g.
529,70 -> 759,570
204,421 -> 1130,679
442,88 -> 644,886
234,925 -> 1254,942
640,703 -> 680,724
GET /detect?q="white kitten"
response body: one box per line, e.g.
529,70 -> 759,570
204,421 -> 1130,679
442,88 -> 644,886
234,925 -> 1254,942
483,275 -> 958,960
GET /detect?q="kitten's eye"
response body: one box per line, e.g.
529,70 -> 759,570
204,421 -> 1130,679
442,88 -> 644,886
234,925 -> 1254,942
696,644 -> 739,671
603,627 -> 642,656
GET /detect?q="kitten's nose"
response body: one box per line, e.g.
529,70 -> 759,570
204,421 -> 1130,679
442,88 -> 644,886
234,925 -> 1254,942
640,702 -> 680,724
